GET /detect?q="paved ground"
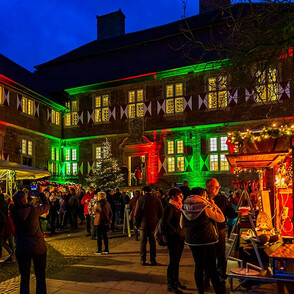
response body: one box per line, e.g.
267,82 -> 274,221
0,223 -> 289,294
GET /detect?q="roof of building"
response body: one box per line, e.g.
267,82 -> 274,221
33,6 -> 231,93
0,54 -> 66,109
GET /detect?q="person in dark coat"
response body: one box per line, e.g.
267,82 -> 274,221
129,190 -> 141,240
106,189 -> 117,231
134,186 -> 163,266
69,188 -> 79,230
180,181 -> 191,201
48,192 -> 60,235
162,187 -> 186,294
10,191 -> 49,294
181,187 -> 225,294
206,178 -> 238,283
0,193 -> 12,261
156,189 -> 168,208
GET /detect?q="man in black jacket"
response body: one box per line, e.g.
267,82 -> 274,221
11,191 -> 49,294
206,178 -> 238,283
135,186 -> 163,266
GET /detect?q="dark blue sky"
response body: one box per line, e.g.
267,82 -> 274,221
0,0 -> 199,72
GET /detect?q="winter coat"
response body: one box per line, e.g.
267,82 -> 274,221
94,199 -> 113,226
181,195 -> 225,246
212,193 -> 238,230
10,193 -> 50,255
129,195 -> 139,219
135,192 -> 163,231
0,194 -> 8,228
81,192 -> 94,215
162,203 -> 185,241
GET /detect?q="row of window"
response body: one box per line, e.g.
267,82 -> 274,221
64,68 -> 279,126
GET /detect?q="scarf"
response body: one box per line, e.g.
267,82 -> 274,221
169,199 -> 182,211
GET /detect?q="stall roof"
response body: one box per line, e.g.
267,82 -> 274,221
226,152 -> 289,168
0,160 -> 51,180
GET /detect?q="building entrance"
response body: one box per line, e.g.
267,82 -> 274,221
128,155 -> 146,186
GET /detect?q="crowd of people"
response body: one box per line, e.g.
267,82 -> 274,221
0,178 -> 238,294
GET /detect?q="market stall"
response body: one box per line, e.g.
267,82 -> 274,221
225,125 -> 294,292
0,160 -> 51,195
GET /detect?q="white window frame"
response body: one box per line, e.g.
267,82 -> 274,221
207,76 -> 228,109
94,94 -> 110,122
165,83 -> 184,114
209,136 -> 229,172
128,89 -> 144,118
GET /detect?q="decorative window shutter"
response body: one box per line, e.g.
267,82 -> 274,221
0,152 -> 9,161
34,102 -> 39,117
198,93 -> 208,110
200,154 -> 209,171
143,101 -> 152,117
185,155 -> 193,172
78,162 -> 84,175
87,109 -> 94,124
158,156 -> 166,174
3,88 -> 10,106
109,106 -> 116,121
88,161 -> 95,174
183,95 -> 192,112
157,99 -> 166,115
77,110 -> 83,125
245,88 -> 256,102
228,89 -> 238,107
17,94 -> 23,111
279,81 -> 290,100
120,104 -> 128,120
47,108 -> 52,122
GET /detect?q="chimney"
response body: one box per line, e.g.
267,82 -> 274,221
96,9 -> 125,41
199,0 -> 230,14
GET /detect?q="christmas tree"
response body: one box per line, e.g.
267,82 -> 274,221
87,139 -> 124,190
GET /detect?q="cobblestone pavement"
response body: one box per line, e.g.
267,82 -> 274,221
0,224 -> 129,293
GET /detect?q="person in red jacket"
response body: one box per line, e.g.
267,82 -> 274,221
81,187 -> 95,237
134,167 -> 142,186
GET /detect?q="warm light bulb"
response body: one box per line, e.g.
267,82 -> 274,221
273,123 -> 277,127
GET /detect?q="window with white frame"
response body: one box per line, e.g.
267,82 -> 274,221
128,89 -> 144,118
51,147 -> 60,175
208,76 -> 228,109
95,94 -> 109,122
165,83 -> 184,114
209,136 -> 229,171
63,147 -> 78,175
167,139 -> 185,172
255,68 -> 278,102
64,100 -> 78,126
22,97 -> 34,116
51,110 -> 60,125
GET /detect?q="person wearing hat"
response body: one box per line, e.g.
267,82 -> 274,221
10,191 -> 49,294
134,186 -> 163,266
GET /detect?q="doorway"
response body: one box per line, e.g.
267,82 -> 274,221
128,155 -> 146,186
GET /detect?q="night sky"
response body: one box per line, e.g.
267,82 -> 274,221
0,0 -> 199,72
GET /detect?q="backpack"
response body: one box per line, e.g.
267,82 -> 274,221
154,218 -> 167,246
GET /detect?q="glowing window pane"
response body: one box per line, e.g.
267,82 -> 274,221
27,99 -> 33,115
95,109 -> 101,122
177,140 -> 184,154
168,157 -> 175,172
208,92 -> 217,109
52,110 -> 56,124
166,99 -> 174,114
129,104 -> 136,118
220,137 -> 228,151
102,95 -> 109,106
56,149 -> 59,161
66,163 -> 71,175
268,83 -> 278,101
210,154 -> 218,171
218,76 -> 227,91
177,156 -> 185,172
55,163 -> 59,175
72,101 -> 78,111
22,98 -> 27,114
210,138 -> 217,152
51,148 -> 55,161
137,90 -> 144,102
65,149 -> 70,161
175,83 -> 183,96
175,97 -> 183,112
208,78 -> 217,92
72,112 -> 78,125
166,85 -> 173,98
56,112 -> 60,125
22,139 -> 27,154
72,163 -> 78,175
95,96 -> 101,108
102,108 -> 109,121
218,91 -> 228,108
128,91 -> 135,103
136,103 -> 144,117
167,141 -> 174,154
28,141 -> 32,156
64,113 -> 71,126
220,154 -> 229,171
96,147 -> 102,160
65,102 -> 70,108
72,149 -> 77,161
